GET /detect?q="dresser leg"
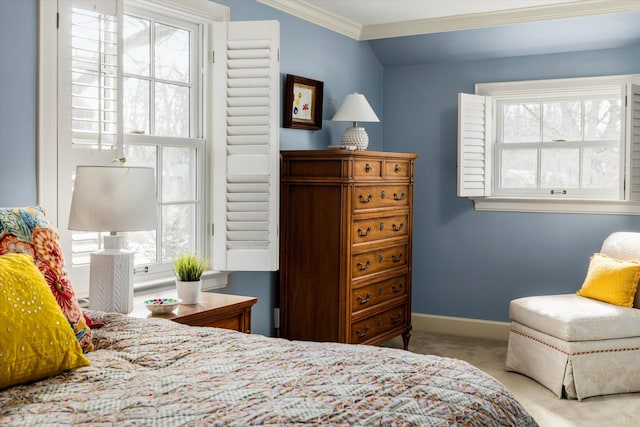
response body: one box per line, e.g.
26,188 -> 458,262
402,331 -> 411,350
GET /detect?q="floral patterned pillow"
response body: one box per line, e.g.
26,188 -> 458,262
0,206 -> 93,352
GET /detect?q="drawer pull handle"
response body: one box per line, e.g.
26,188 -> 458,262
392,223 -> 404,232
379,222 -> 384,231
392,283 -> 403,293
357,227 -> 371,237
356,325 -> 370,338
393,192 -> 405,201
391,313 -> 402,324
381,190 -> 386,199
359,194 -> 373,204
392,253 -> 403,262
394,164 -> 401,173
378,286 -> 384,295
365,163 -> 372,173
357,293 -> 371,304
357,260 -> 371,271
378,316 -> 383,327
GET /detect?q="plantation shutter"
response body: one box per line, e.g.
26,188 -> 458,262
457,93 -> 491,197
626,84 -> 640,201
58,0 -> 123,293
212,21 -> 280,271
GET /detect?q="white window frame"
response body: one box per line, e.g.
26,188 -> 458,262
458,74 -> 640,215
37,0 -> 280,297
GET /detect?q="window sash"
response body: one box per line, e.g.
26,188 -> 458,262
124,134 -> 206,281
490,88 -> 624,199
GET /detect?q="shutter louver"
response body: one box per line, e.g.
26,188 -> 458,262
628,84 -> 640,201
70,4 -> 119,150
457,93 -> 490,197
212,21 -> 280,271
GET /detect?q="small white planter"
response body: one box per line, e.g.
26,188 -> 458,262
176,279 -> 201,304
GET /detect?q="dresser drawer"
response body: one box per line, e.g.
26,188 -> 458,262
353,184 -> 410,210
351,303 -> 408,344
352,243 -> 408,278
351,274 -> 408,314
384,160 -> 411,180
353,159 -> 382,179
352,214 -> 409,244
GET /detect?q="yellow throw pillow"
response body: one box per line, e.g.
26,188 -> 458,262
0,253 -> 90,390
576,253 -> 640,308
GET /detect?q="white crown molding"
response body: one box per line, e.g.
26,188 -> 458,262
257,0 -> 362,40
258,0 -> 640,41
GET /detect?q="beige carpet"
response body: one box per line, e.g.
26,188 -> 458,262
383,331 -> 640,427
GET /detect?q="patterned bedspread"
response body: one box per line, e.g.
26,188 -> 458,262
1,312 -> 537,426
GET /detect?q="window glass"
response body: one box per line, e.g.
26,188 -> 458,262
584,98 -> 621,141
154,23 -> 190,83
124,77 -> 150,134
162,146 -> 196,202
582,146 -> 619,189
123,15 -> 150,76
542,101 -> 582,142
162,204 -> 195,262
500,149 -> 537,188
154,82 -> 190,137
502,103 -> 540,143
540,148 -> 579,188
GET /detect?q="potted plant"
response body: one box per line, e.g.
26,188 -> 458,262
173,253 -> 208,304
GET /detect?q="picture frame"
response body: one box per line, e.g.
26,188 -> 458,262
283,74 -> 323,130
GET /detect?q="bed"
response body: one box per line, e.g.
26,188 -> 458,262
0,310 -> 536,426
0,206 -> 537,425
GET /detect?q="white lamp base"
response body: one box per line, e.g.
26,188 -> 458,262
89,235 -> 134,314
341,126 -> 369,150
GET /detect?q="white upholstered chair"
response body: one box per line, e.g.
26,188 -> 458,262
506,232 -> 640,400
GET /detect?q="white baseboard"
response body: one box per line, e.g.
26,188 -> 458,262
412,313 -> 511,342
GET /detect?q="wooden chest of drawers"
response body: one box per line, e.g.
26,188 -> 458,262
279,150 -> 417,349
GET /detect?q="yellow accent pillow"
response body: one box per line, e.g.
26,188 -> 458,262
0,253 -> 90,390
576,253 -> 640,308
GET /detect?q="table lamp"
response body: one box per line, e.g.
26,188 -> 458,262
331,92 -> 380,150
68,165 -> 157,314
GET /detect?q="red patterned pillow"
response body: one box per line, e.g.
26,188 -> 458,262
0,206 -> 93,352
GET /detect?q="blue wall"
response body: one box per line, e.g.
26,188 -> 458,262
0,0 -> 37,206
383,46 -> 640,321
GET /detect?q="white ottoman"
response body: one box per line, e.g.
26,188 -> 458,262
507,294 -> 640,400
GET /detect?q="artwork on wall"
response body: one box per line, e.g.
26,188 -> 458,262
283,74 -> 323,130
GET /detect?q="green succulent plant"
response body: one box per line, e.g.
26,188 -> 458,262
173,253 -> 208,282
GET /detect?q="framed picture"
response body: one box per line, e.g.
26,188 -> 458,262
283,74 -> 323,130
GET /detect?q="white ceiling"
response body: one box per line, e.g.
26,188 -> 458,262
305,0 -> 580,26
257,0 -> 640,40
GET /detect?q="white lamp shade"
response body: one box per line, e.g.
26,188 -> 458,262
69,165 -> 157,232
331,93 -> 380,123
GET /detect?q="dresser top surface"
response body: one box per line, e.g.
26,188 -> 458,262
281,149 -> 417,160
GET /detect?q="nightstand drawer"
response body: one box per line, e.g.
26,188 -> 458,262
351,273 -> 408,314
353,184 -> 410,210
351,243 -> 408,278
350,303 -> 408,344
352,214 -> 409,244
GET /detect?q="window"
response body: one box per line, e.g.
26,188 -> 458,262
38,0 -> 280,298
458,75 -> 640,214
